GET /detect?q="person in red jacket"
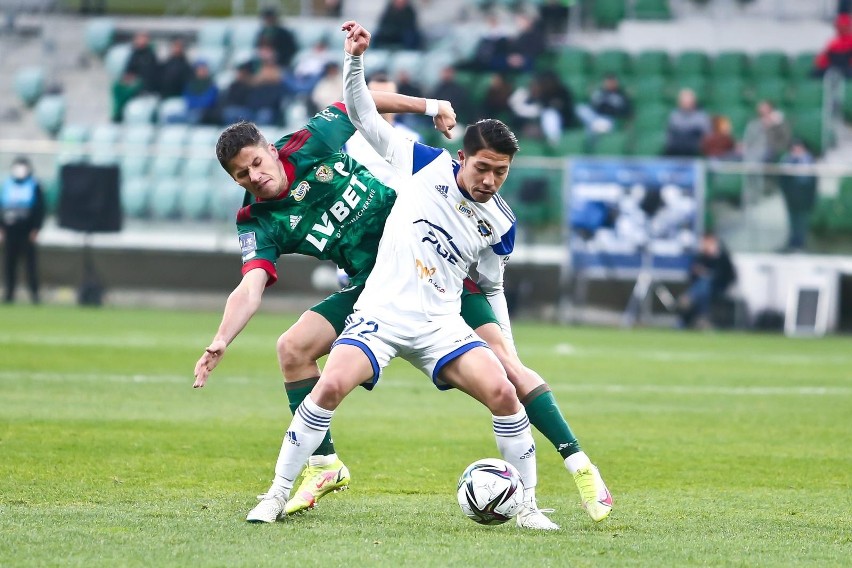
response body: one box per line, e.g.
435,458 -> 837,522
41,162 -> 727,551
814,14 -> 852,76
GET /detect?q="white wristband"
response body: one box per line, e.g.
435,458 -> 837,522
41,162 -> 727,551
424,98 -> 439,117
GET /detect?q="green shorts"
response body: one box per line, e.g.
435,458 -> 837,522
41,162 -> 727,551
309,280 -> 499,335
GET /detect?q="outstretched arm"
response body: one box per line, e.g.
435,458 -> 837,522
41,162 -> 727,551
371,90 -> 455,137
193,268 -> 268,388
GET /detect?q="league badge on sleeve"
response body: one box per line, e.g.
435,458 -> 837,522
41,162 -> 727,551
239,232 -> 257,261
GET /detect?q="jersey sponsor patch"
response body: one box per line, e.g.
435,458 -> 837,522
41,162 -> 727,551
315,164 -> 333,183
239,232 -> 257,261
293,181 -> 310,201
456,200 -> 474,218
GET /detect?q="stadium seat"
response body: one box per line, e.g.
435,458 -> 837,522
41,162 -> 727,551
84,18 -> 115,56
197,21 -> 230,48
388,51 -> 424,82
182,157 -> 215,179
104,43 -> 132,81
193,46 -> 227,75
593,0 -> 626,29
416,49 -> 456,92
156,125 -> 190,147
178,179 -> 212,220
674,75 -> 708,98
148,178 -> 182,219
292,19 -> 334,49
555,48 -> 590,79
632,103 -> 670,132
121,177 -> 151,218
590,130 -> 630,155
751,51 -> 789,80
549,130 -> 588,157
750,77 -> 789,107
150,154 -> 182,178
634,0 -> 672,20
790,80 -> 824,111
122,124 -> 155,146
210,181 -> 244,221
34,95 -> 65,136
791,109 -> 826,154
187,126 -> 222,148
707,171 -> 743,204
14,66 -> 45,106
593,49 -> 632,79
631,75 -> 670,104
711,51 -> 749,79
633,50 -> 670,77
58,124 -> 89,144
518,137 -> 549,158
157,97 -> 188,124
88,124 -> 121,165
709,77 -> 747,107
789,52 -> 818,80
120,155 -> 149,180
56,124 -> 88,165
724,104 -> 751,137
672,51 -> 709,77
123,96 -> 159,124
231,21 -> 260,51
630,131 -> 666,156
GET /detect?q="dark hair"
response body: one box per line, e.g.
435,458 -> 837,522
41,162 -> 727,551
462,119 -> 519,159
216,121 -> 267,171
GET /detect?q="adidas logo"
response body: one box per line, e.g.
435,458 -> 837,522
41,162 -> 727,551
520,443 -> 536,460
286,431 -> 301,446
289,215 -> 302,229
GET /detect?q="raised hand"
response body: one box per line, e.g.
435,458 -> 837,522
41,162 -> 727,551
341,20 -> 371,56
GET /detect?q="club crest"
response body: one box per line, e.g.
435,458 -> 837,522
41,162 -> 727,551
476,219 -> 493,237
315,164 -> 334,183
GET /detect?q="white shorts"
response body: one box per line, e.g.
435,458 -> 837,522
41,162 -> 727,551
332,310 -> 488,390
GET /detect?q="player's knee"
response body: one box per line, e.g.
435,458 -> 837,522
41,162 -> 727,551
311,375 -> 349,409
277,330 -> 312,372
489,379 -> 522,416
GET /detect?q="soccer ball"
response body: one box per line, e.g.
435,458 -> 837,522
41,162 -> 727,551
456,458 -> 525,525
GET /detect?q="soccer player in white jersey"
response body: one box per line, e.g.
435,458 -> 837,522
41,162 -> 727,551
245,20 -> 610,531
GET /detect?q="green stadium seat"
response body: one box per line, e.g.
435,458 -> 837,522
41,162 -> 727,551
121,177 -> 150,218
34,95 -> 65,136
194,46 -> 227,75
123,96 -> 159,124
89,124 -> 121,164
790,81 -> 824,111
59,124 -> 89,144
707,171 -> 743,204
791,109 -> 825,155
549,130 -> 588,157
157,97 -> 188,124
56,125 -> 88,165
631,75 -> 670,104
555,48 -> 590,79
633,50 -> 670,77
674,75 -> 708,99
211,181 -> 244,221
388,51 -> 425,82
14,66 -> 45,107
709,77 -> 747,107
197,21 -> 230,48
672,51 -> 709,77
751,51 -> 789,80
292,20 -> 334,49
150,154 -> 182,178
149,178 -> 182,219
84,18 -> 115,56
723,104 -> 751,138
750,78 -> 789,107
120,155 -> 149,180
156,125 -> 190,147
518,138 -> 549,157
188,126 -> 222,148
178,180 -> 212,220
634,0 -> 672,20
630,131 -> 666,156
364,49 -> 392,73
590,130 -> 630,155
711,51 -> 749,79
182,157 -> 215,179
593,49 -> 632,79
104,43 -> 132,81
790,52 -> 818,81
594,0 -> 626,29
123,124 -> 156,146
632,103 -> 670,131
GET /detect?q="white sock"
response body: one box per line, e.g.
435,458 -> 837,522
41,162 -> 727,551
564,451 -> 592,474
308,453 -> 338,467
492,408 -> 537,498
269,395 -> 334,497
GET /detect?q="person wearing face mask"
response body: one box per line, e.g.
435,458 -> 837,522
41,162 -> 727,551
1,157 -> 45,304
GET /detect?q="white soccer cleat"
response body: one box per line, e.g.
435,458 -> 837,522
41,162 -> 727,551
245,492 -> 288,523
515,503 -> 560,531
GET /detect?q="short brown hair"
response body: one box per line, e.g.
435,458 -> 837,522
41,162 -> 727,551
216,121 -> 267,171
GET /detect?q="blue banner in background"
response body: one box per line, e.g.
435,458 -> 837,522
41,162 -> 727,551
567,158 -> 704,279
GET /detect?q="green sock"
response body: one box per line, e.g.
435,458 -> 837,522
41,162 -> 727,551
285,377 -> 336,456
522,384 -> 582,459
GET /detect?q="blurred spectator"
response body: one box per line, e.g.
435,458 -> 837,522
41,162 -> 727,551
1,157 -> 44,304
373,0 -> 423,50
256,7 -> 298,69
743,100 -> 792,163
664,88 -> 711,157
111,71 -> 143,122
463,12 -> 512,72
509,71 -> 577,142
248,46 -> 285,125
503,13 -> 547,73
814,13 -> 852,77
221,63 -> 256,125
778,140 -> 817,252
430,66 -> 474,125
701,115 -> 739,159
158,38 -> 193,99
322,0 -> 342,17
575,74 -> 632,134
183,61 -> 219,125
480,73 -> 515,124
395,69 -> 423,99
286,38 -> 335,95
539,0 -> 571,41
310,62 -> 343,115
124,31 -> 159,93
677,232 -> 737,330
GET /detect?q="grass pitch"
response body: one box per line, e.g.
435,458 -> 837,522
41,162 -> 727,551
1,304 -> 850,567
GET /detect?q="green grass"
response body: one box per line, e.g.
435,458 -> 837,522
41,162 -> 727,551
1,304 -> 850,567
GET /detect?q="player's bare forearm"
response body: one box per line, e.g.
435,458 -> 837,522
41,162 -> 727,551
193,269 -> 267,388
371,91 -> 456,138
